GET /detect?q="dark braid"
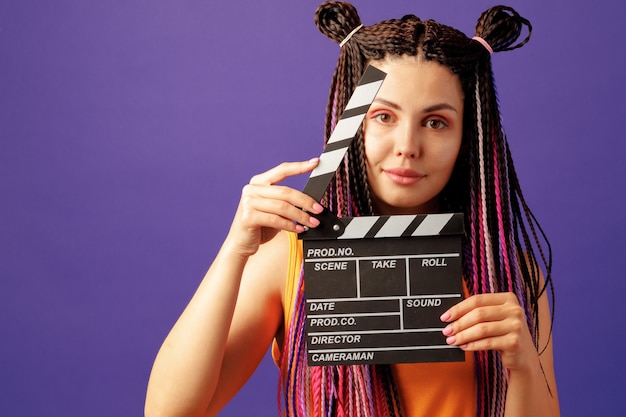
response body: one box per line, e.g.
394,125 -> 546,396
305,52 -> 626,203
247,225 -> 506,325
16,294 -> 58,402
475,6 -> 532,52
347,128 -> 373,215
280,2 -> 554,417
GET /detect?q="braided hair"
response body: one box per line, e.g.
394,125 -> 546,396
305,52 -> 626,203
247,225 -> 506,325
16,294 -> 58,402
279,2 -> 553,417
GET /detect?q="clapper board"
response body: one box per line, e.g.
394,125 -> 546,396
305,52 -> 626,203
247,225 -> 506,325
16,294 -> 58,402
299,65 -> 465,366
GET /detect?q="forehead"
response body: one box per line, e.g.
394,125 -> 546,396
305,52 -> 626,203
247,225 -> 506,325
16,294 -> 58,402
370,55 -> 464,109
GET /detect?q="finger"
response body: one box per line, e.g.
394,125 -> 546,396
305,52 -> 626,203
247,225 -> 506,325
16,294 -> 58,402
249,158 -> 319,186
444,319 -> 512,348
242,183 -> 324,219
440,292 -> 516,323
453,333 -> 519,353
240,208 -> 313,234
444,304 -> 510,332
449,321 -> 528,358
441,305 -> 505,344
243,194 -> 322,229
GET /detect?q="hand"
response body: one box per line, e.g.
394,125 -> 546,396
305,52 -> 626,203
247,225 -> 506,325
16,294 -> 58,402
225,158 -> 324,258
440,292 -> 537,372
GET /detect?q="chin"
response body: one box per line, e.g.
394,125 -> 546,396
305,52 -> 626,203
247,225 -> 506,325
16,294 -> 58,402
374,198 -> 439,216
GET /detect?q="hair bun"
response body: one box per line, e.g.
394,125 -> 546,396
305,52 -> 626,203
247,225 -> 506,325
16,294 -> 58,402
315,1 -> 362,45
474,6 -> 532,52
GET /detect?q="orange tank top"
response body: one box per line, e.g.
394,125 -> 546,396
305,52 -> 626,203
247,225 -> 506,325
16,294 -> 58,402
273,232 -> 477,417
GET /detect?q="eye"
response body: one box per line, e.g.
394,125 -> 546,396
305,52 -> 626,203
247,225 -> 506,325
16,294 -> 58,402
424,118 -> 448,130
373,112 -> 395,124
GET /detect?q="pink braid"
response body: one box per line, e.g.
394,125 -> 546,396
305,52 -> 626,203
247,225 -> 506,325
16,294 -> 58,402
474,77 -> 497,290
363,366 -> 376,415
311,367 -> 322,416
491,134 -> 513,291
477,198 -> 489,293
337,367 -> 345,417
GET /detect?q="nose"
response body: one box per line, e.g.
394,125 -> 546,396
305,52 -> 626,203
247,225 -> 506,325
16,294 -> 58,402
395,122 -> 420,159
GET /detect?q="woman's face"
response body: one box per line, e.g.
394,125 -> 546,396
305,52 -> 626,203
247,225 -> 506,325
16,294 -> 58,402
363,55 -> 464,215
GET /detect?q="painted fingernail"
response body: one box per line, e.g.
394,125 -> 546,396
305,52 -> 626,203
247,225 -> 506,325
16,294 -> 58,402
309,217 -> 320,227
440,312 -> 451,322
442,325 -> 453,336
296,225 -> 306,233
312,203 -> 324,213
446,336 -> 456,345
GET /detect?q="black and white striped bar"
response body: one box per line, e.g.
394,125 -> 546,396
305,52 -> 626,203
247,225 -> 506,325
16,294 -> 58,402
301,213 -> 464,241
302,65 -> 386,201
339,213 -> 464,240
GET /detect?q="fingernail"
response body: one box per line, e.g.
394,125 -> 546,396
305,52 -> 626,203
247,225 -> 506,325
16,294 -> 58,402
446,336 -> 456,345
442,325 -> 453,336
309,217 -> 320,227
295,225 -> 306,233
440,312 -> 451,322
312,203 -> 324,213
309,157 -> 319,163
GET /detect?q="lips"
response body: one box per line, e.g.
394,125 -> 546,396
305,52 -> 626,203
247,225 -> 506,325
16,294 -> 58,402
383,167 -> 424,185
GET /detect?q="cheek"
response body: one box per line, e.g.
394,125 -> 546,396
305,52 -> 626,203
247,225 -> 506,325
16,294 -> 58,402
362,137 -> 384,165
434,142 -> 462,172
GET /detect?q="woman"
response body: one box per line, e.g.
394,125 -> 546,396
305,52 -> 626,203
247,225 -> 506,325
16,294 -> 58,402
145,2 -> 559,416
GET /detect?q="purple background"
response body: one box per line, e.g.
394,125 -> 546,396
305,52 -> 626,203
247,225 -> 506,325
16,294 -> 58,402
1,1 -> 624,416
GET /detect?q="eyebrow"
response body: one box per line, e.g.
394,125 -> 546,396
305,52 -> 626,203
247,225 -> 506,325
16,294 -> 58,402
373,98 -> 458,114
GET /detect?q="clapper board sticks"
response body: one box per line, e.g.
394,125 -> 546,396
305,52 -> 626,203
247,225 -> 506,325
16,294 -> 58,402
299,65 -> 465,366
